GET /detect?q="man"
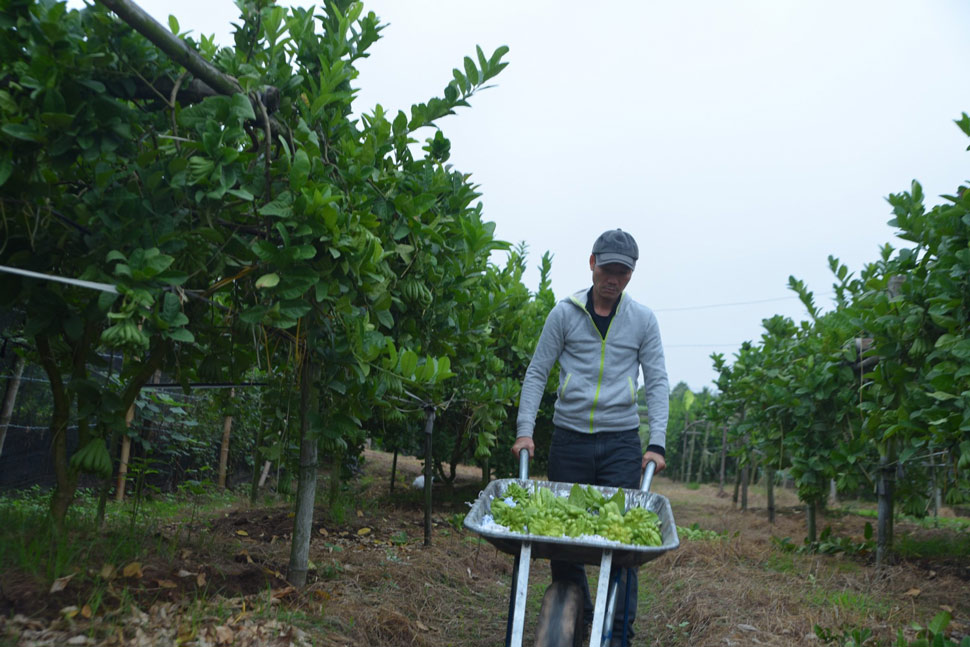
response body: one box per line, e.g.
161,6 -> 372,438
512,228 -> 669,645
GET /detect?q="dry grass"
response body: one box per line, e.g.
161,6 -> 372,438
2,451 -> 967,647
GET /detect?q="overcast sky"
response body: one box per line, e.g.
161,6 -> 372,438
71,0 -> 970,391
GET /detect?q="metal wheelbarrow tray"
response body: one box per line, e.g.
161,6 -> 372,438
464,477 -> 680,567
464,475 -> 680,646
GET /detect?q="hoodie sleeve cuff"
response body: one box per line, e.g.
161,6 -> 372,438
645,444 -> 665,458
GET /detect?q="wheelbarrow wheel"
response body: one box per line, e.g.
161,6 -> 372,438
534,581 -> 584,647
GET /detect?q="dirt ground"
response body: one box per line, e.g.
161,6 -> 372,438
1,450 -> 968,647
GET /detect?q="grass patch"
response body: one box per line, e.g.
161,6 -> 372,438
763,551 -> 798,574
895,531 -> 970,559
806,588 -> 888,615
0,483 -> 243,581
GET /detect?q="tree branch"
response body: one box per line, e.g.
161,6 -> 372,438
96,0 -> 284,134
96,0 -> 241,97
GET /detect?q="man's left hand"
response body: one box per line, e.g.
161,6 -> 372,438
642,451 -> 666,472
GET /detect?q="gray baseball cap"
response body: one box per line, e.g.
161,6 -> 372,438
592,229 -> 638,270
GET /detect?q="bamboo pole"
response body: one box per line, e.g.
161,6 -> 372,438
114,405 -> 136,502
0,355 -> 25,459
218,388 -> 235,489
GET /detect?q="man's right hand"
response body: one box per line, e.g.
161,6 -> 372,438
511,436 -> 534,459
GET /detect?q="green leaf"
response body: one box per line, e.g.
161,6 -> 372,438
156,270 -> 188,286
77,79 -> 106,93
927,611 -> 951,635
399,350 -> 418,378
2,123 -> 42,142
106,250 -> 127,263
259,192 -> 294,218
0,152 -> 11,187
255,273 -> 280,289
227,188 -> 254,201
392,110 -> 408,135
239,305 -> 270,324
161,292 -> 180,321
166,327 -> 195,343
463,56 -> 479,86
955,112 -> 970,138
168,14 -> 180,34
290,149 -> 310,190
230,93 -> 255,121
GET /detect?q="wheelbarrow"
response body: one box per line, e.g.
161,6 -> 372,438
463,452 -> 680,647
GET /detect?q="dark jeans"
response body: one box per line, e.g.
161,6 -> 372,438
547,427 -> 642,642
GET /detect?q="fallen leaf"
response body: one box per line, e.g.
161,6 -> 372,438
99,564 -> 116,580
196,572 -> 207,587
941,605 -> 953,613
177,569 -> 195,578
416,621 -> 430,632
60,605 -> 79,619
80,605 -> 92,619
357,509 -> 363,518
66,636 -> 88,645
158,579 -> 178,589
271,535 -> 278,543
904,588 -> 921,597
180,549 -> 192,560
235,550 -> 253,564
737,624 -> 758,632
214,625 -> 234,645
318,528 -> 328,536
357,527 -> 371,536
122,562 -> 143,578
272,586 -> 296,599
50,573 -> 76,593
236,529 -> 249,536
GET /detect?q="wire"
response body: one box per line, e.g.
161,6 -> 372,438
0,265 -> 117,293
665,344 -> 743,348
654,296 -> 799,312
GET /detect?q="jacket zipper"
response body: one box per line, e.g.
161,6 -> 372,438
572,294 -> 623,433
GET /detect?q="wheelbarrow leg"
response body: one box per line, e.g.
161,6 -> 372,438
505,541 -> 532,647
589,549 -> 615,647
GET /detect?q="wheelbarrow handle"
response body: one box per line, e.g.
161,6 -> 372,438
640,460 -> 657,493
519,448 -> 529,480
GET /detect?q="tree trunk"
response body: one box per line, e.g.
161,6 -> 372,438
423,406 -> 436,547
686,429 -> 698,484
680,414 -> 689,482
114,406 -> 135,502
806,502 -> 817,544
828,479 -> 839,508
35,334 -> 74,532
287,358 -> 318,588
718,426 -> 728,496
218,388 -> 235,489
390,447 -> 399,493
876,445 -> 896,567
696,423 -> 711,483
732,465 -> 741,507
740,465 -> 749,512
766,467 -> 776,524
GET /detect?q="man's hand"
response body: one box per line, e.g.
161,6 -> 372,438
511,436 -> 534,459
642,450 -> 666,472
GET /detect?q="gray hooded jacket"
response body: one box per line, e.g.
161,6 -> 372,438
516,289 -> 669,449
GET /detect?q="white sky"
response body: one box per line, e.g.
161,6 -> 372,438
71,0 -> 970,391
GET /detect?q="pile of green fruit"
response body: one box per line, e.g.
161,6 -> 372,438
69,438 -> 112,479
490,482 -> 663,546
